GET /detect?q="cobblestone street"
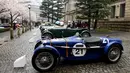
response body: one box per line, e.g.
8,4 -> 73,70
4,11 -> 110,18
0,28 -> 130,73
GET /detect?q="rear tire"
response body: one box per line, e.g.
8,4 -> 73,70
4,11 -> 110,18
32,50 -> 58,72
105,44 -> 122,63
81,32 -> 91,37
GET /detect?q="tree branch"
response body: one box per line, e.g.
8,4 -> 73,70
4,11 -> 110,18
12,13 -> 20,22
0,9 -> 9,14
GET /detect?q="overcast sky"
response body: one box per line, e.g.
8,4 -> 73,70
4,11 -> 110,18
31,0 -> 42,6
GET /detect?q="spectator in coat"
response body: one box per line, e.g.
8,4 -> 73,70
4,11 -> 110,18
84,22 -> 88,28
72,21 -> 75,28
67,21 -> 71,28
77,20 -> 81,28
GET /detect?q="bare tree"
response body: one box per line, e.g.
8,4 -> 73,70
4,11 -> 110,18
0,0 -> 30,39
0,0 -> 9,14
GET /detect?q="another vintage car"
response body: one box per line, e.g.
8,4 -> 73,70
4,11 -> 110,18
41,27 -> 91,39
39,23 -> 60,30
32,36 -> 123,72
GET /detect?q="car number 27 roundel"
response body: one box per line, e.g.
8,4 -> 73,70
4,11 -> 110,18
72,43 -> 87,57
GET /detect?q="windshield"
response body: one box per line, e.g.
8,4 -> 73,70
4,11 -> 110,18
44,23 -> 53,26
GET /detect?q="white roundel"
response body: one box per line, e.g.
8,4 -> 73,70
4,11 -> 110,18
72,43 -> 87,57
102,38 -> 109,43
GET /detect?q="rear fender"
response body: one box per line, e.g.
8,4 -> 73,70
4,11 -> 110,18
104,41 -> 123,55
34,45 -> 60,57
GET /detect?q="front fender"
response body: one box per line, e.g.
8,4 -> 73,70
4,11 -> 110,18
34,40 -> 42,49
34,45 -> 60,57
36,39 -> 42,43
43,30 -> 53,35
42,30 -> 53,37
104,41 -> 123,54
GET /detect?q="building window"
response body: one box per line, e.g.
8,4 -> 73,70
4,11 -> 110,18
111,6 -> 116,18
120,3 -> 125,17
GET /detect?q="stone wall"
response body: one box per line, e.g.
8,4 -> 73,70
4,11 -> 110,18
97,21 -> 130,32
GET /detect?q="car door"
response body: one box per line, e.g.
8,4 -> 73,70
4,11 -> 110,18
63,28 -> 82,37
49,28 -> 66,38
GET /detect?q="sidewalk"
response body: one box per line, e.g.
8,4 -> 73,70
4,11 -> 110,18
0,28 -> 23,45
0,31 -> 10,45
0,28 -> 40,73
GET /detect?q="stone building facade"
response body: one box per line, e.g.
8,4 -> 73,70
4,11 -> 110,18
64,0 -> 130,22
109,0 -> 130,21
64,0 -> 77,22
125,0 -> 130,20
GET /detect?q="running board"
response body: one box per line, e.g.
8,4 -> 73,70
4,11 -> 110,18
14,55 -> 26,68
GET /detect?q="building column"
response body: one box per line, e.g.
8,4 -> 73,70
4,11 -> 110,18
125,0 -> 130,20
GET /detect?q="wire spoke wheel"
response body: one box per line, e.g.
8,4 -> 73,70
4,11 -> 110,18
82,32 -> 89,37
108,46 -> 121,62
35,52 -> 54,70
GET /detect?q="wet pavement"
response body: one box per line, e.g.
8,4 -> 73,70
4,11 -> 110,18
0,28 -> 22,45
0,28 -> 130,73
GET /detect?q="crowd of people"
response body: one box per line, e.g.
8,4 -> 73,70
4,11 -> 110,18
67,21 -> 89,28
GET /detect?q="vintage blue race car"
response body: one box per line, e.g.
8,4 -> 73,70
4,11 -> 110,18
32,36 -> 123,72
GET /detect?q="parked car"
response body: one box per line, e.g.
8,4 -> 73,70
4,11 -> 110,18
0,23 -> 10,28
41,27 -> 91,39
39,23 -> 60,30
32,36 -> 123,72
0,23 -> 21,28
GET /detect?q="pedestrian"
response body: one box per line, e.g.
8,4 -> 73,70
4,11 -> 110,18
67,21 -> 71,28
79,21 -> 82,28
72,21 -> 75,28
84,22 -> 88,29
77,21 -> 80,28
16,23 -> 21,37
81,22 -> 84,28
13,23 -> 16,30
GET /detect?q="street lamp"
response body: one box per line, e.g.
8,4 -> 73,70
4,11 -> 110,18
28,4 -> 31,31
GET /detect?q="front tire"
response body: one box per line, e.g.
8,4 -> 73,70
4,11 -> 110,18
32,50 -> 58,72
106,44 -> 122,63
